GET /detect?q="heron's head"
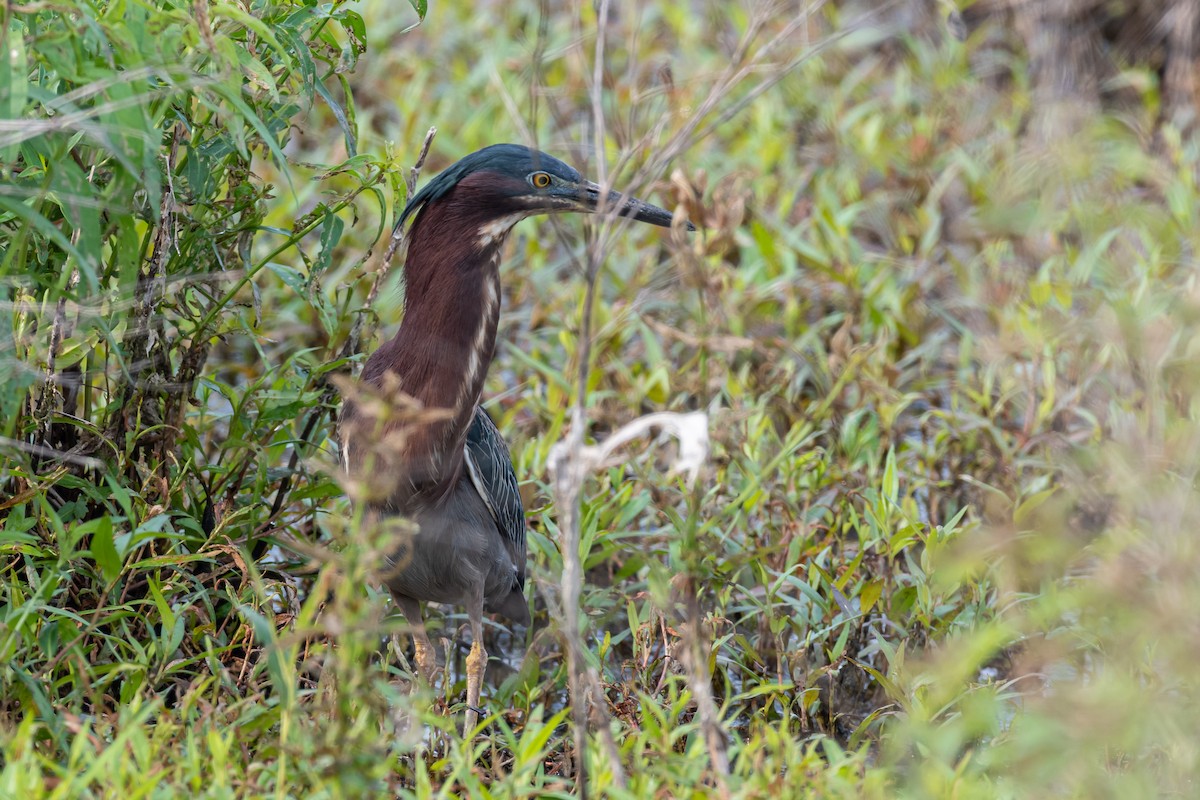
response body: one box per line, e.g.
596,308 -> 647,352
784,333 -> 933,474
398,143 -> 694,236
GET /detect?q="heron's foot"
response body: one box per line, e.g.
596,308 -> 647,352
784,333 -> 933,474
463,639 -> 487,736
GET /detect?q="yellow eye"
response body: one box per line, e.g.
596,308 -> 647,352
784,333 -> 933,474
531,172 -> 552,189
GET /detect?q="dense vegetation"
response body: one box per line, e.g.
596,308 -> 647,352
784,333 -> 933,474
3,0 -> 1199,796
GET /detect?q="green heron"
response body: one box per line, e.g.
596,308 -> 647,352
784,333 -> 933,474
340,144 -> 690,734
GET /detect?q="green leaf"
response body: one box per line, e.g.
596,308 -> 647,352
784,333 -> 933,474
1014,488 -> 1056,528
828,620 -> 853,662
90,516 -> 122,583
860,578 -> 883,614
266,261 -> 307,295
848,657 -> 909,713
314,210 -> 345,277
881,446 -> 898,504
314,76 -> 356,158
1,20 -> 29,165
239,605 -> 295,706
406,0 -> 429,31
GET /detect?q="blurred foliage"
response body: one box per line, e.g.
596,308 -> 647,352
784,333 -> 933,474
3,0 -> 1200,796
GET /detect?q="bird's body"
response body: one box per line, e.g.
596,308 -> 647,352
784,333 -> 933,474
340,144 -> 687,734
383,409 -> 529,624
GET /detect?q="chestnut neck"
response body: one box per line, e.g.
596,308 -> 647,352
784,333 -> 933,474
359,181 -> 519,500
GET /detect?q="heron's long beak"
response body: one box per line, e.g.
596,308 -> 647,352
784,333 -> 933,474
578,180 -> 696,230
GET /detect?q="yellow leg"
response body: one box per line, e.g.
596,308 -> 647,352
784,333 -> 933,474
398,597 -> 437,681
412,635 -> 437,682
463,638 -> 487,735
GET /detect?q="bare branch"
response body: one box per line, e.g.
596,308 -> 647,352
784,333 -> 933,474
374,126 -> 438,312
0,435 -> 105,471
550,411 -> 709,487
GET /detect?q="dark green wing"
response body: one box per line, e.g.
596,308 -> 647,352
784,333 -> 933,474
463,407 -> 526,586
